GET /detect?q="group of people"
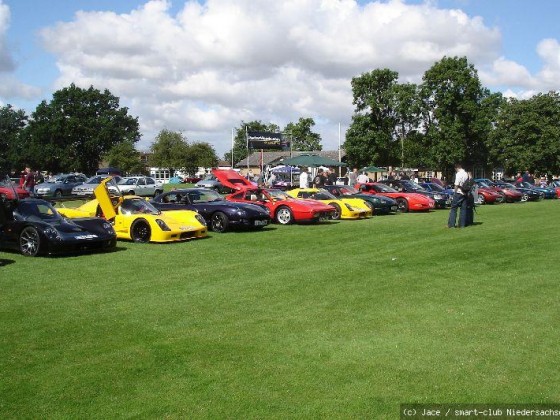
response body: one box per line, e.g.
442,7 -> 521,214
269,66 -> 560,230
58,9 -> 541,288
18,166 -> 42,193
297,167 -> 342,188
515,170 -> 549,188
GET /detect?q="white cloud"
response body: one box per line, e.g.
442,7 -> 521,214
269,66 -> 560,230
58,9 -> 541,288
38,0 -> 541,155
0,0 -> 15,72
536,38 -> 560,91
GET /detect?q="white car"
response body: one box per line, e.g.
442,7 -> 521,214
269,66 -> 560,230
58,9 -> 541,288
116,176 -> 163,197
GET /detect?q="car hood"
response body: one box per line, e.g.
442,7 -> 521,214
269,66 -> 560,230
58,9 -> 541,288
211,169 -> 255,191
205,200 -> 269,214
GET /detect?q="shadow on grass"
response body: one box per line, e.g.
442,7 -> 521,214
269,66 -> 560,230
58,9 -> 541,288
0,258 -> 15,266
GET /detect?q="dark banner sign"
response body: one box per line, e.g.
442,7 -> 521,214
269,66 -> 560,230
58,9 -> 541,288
247,132 -> 289,150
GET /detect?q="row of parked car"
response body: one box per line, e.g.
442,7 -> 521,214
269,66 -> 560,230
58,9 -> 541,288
1,169 -> 558,257
2,174 -> 165,200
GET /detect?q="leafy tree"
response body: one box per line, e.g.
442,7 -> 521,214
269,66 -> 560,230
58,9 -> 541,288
103,140 -> 145,175
223,121 -> 280,164
488,92 -> 560,176
184,142 -> 218,175
284,117 -> 322,151
24,84 -> 140,174
344,69 -> 402,168
0,104 -> 28,173
419,56 -> 492,173
149,129 -> 189,172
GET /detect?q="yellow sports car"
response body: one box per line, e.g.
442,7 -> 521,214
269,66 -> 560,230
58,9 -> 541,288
286,188 -> 371,220
58,178 -> 207,242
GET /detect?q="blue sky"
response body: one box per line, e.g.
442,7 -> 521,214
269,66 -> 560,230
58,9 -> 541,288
1,0 -> 559,154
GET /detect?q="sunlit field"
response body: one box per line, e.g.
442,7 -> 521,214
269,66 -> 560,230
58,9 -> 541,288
1,200 -> 559,418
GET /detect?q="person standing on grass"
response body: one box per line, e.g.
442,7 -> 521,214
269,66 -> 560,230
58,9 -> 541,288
447,163 -> 469,228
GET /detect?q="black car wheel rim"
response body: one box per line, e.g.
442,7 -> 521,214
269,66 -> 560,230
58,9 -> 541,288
20,227 -> 40,256
132,222 -> 150,242
397,199 -> 407,211
276,208 -> 292,224
211,214 -> 227,232
54,190 -> 62,198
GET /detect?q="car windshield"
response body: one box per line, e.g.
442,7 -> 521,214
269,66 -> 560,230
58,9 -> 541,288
17,201 -> 63,221
315,189 -> 337,200
477,180 -> 492,188
119,178 -> 138,185
426,183 -> 444,192
374,184 -> 397,193
337,186 -> 357,195
187,189 -> 223,203
402,181 -> 425,191
267,189 -> 289,200
120,198 -> 160,215
85,176 -> 105,184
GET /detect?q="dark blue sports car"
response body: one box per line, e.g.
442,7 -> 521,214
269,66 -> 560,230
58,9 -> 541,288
514,181 -> 556,199
0,197 -> 116,257
151,188 -> 271,233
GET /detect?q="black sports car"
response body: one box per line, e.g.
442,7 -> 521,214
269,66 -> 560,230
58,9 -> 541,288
0,197 -> 117,256
378,179 -> 451,209
151,188 -> 271,233
323,185 -> 398,215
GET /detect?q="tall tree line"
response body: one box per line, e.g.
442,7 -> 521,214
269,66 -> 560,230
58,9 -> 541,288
344,56 -> 560,177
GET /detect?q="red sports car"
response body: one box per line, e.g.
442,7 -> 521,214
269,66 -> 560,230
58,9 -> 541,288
549,180 -> 560,198
0,185 -> 30,200
356,182 -> 435,212
226,188 -> 335,224
475,179 -> 522,203
474,186 -> 503,204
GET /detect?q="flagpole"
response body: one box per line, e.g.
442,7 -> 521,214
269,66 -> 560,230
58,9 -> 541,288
231,128 -> 234,168
245,126 -> 249,173
338,122 -> 342,176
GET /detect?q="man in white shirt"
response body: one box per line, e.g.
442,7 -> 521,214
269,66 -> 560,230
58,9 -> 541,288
447,163 -> 469,228
356,172 -> 369,184
299,168 -> 309,188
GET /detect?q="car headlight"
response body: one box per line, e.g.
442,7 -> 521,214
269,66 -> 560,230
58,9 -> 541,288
195,214 -> 207,226
155,219 -> 171,231
102,222 -> 115,234
43,227 -> 60,240
434,194 -> 443,200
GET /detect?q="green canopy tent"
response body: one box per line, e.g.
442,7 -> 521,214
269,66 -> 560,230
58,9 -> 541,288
281,154 -> 347,168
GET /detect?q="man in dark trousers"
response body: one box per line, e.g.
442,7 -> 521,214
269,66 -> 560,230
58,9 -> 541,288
447,163 -> 469,228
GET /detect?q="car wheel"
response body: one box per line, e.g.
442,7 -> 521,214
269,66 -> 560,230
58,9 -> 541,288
275,206 -> 293,225
0,193 -> 7,201
154,190 -> 163,197
521,193 -> 528,202
477,194 -> 485,205
54,189 -> 63,198
19,226 -> 41,256
330,203 -> 342,220
130,219 -> 151,243
211,212 -> 229,233
127,190 -> 135,196
396,198 -> 409,212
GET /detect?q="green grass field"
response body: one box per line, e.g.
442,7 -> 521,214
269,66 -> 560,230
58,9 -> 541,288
1,200 -> 559,418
